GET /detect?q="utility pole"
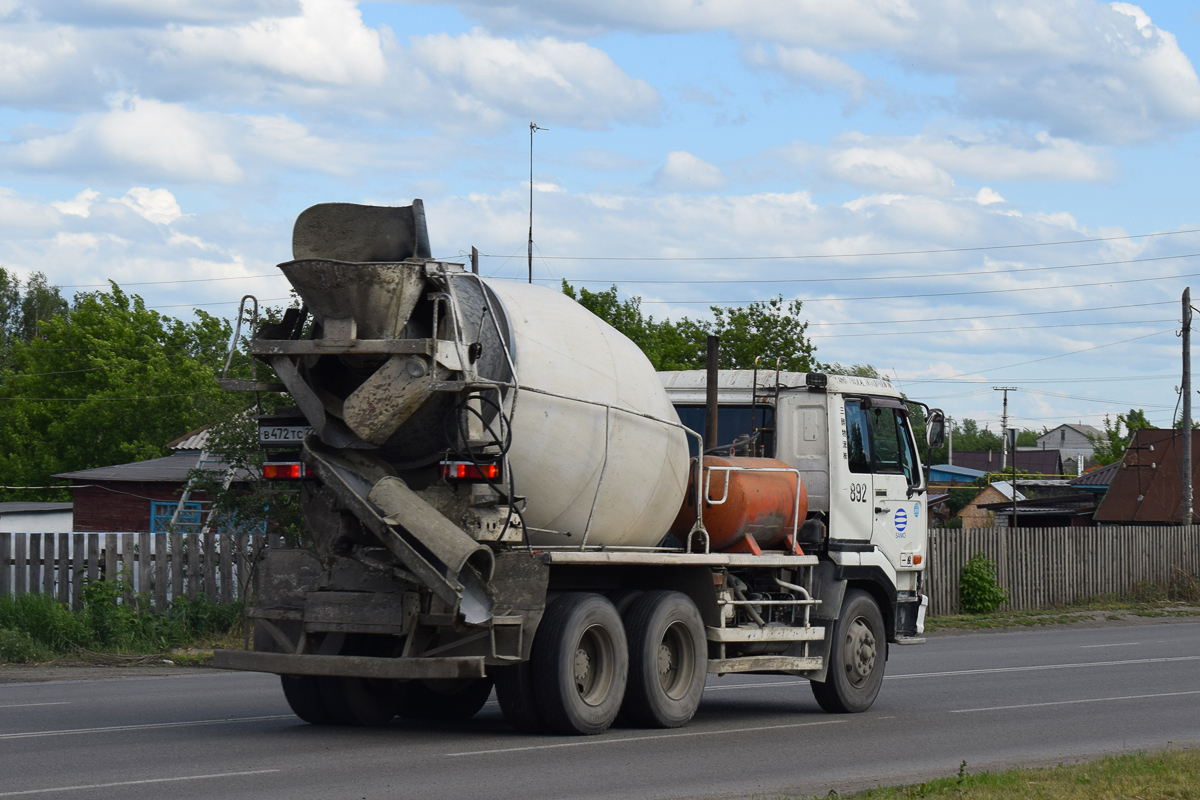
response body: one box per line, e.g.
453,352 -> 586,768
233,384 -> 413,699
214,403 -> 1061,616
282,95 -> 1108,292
1007,427 -> 1019,528
470,245 -> 479,275
528,122 -> 547,284
1183,287 -> 1193,525
994,387 -> 1018,470
947,416 -> 954,466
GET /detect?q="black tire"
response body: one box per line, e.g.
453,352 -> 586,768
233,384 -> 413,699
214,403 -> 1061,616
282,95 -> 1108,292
810,589 -> 886,713
620,591 -> 707,728
532,592 -> 628,735
318,676 -> 399,726
280,675 -> 336,725
493,662 -> 548,733
394,677 -> 494,721
605,589 -> 645,617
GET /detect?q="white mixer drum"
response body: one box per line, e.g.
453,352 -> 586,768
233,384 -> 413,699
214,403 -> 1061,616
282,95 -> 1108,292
481,280 -> 690,548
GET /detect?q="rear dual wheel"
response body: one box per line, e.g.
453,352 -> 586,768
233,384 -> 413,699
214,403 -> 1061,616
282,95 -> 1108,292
620,591 -> 707,729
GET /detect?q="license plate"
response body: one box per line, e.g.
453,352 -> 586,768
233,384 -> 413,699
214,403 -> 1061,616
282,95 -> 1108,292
259,424 -> 314,444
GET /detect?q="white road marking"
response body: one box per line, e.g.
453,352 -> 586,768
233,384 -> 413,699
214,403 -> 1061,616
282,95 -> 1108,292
0,715 -> 292,741
1079,642 -> 1142,648
446,719 -> 844,757
952,689 -> 1200,714
0,703 -> 69,709
0,770 -> 280,797
886,654 -> 1200,680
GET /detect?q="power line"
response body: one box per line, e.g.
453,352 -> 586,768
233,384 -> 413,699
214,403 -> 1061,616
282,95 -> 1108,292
526,252 -> 1200,285
59,274 -> 285,289
629,270 -> 1200,304
811,317 -> 1173,340
904,329 -> 1172,384
809,300 -> 1174,328
478,226 -> 1200,262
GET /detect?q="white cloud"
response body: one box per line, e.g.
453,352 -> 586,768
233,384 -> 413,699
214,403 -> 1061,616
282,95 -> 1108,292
654,151 -> 725,191
447,0 -> 1200,143
402,30 -> 659,130
2,95 -> 371,184
748,44 -> 870,100
975,187 -> 1005,205
50,188 -> 101,217
119,187 -> 181,225
824,147 -> 954,193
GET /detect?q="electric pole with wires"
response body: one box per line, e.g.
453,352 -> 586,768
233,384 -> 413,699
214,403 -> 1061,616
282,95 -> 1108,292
528,122 -> 547,285
994,387 -> 1018,470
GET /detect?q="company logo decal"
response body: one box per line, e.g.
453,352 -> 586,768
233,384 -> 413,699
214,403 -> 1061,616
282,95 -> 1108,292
894,507 -> 908,534
913,503 -> 920,519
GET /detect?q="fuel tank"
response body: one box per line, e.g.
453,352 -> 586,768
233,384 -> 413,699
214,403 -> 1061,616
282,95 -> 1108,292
671,456 -> 807,552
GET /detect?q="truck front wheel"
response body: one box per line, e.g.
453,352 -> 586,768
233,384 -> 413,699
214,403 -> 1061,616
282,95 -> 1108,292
811,589 -> 886,713
532,592 -> 628,735
620,591 -> 707,728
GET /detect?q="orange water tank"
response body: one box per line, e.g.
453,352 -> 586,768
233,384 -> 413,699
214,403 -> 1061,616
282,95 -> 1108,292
670,456 -> 808,553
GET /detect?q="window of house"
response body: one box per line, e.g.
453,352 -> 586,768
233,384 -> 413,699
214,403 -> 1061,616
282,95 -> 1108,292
150,501 -> 205,533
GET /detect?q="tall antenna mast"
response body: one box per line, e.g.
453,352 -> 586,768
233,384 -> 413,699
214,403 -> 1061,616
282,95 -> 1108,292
528,122 -> 547,284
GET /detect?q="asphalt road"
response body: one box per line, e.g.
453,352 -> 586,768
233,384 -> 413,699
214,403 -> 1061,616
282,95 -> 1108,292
3,620 -> 1199,800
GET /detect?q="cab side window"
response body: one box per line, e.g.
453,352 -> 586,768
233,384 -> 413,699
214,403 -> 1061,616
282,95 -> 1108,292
869,406 -> 918,486
845,400 -> 871,474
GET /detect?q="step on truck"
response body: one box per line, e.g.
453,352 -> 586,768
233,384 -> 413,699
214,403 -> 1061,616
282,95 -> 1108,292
212,200 -> 946,734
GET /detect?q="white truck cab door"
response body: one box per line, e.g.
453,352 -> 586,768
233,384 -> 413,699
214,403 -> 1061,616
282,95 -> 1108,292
830,398 -> 876,542
861,399 -> 924,562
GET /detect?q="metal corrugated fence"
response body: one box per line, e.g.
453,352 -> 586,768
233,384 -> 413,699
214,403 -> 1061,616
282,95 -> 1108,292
926,525 -> 1200,615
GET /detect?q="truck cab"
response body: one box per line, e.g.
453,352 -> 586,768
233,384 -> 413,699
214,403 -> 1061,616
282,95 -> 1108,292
660,369 -> 941,647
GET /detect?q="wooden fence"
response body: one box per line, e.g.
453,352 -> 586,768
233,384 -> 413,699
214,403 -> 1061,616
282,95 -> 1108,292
5,526 -> 1200,617
0,531 -> 273,611
926,525 -> 1200,616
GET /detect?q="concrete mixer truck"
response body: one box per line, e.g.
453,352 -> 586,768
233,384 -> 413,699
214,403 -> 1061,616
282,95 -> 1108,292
212,200 -> 946,735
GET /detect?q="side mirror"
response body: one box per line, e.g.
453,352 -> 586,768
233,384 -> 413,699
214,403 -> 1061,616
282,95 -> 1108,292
926,409 -> 946,449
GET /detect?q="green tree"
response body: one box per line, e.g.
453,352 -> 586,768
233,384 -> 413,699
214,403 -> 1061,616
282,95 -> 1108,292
563,283 -> 819,372
1091,409 -> 1152,465
0,283 -> 244,493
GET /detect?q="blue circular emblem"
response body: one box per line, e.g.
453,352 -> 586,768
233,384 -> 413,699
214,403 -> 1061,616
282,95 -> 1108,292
894,508 -> 908,533
913,503 -> 920,519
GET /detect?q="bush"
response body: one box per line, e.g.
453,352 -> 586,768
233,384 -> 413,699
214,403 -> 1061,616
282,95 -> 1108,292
0,628 -> 53,663
960,552 -> 1009,613
0,575 -> 242,662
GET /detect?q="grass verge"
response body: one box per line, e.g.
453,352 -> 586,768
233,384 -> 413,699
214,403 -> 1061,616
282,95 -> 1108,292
926,598 -> 1200,632
798,749 -> 1200,799
0,578 -> 242,664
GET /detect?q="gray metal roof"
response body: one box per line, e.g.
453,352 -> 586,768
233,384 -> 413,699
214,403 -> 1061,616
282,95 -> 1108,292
0,502 -> 73,513
1069,460 -> 1120,488
53,451 -> 241,483
167,426 -> 211,451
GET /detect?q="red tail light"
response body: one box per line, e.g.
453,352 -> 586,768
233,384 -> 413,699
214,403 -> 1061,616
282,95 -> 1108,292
263,462 -> 314,480
440,461 -> 500,481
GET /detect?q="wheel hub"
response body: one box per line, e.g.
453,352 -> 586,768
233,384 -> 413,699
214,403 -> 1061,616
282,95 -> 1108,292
657,643 -> 673,675
843,616 -> 877,687
574,648 -> 592,688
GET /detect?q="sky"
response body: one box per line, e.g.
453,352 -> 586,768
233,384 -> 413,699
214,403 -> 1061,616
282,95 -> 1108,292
2,0 -> 1200,437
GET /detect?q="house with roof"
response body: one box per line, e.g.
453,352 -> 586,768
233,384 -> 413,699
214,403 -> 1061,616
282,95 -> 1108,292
53,427 -> 242,534
950,449 -> 1064,476
0,502 -> 73,533
958,481 -> 1026,528
1093,429 -> 1200,525
929,464 -> 986,485
1036,423 -> 1102,476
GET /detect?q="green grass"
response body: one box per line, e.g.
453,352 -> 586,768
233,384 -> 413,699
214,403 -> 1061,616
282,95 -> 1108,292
0,577 -> 242,663
796,749 -> 1200,799
925,597 -> 1200,632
